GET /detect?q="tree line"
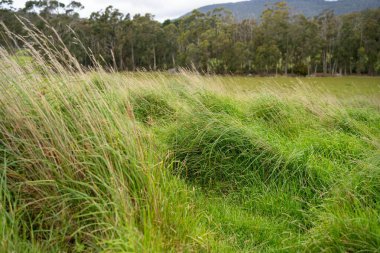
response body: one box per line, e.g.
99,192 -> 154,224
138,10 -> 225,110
1,0 -> 380,75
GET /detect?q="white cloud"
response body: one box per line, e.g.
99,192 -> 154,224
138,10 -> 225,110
12,0 -> 243,21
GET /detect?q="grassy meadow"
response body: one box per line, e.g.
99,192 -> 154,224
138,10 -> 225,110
1,42 -> 380,252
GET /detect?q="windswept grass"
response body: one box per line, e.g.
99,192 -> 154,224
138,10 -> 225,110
0,24 -> 380,252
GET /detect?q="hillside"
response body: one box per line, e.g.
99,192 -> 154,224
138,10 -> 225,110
194,0 -> 380,20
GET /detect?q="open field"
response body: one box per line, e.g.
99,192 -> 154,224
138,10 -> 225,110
1,47 -> 380,252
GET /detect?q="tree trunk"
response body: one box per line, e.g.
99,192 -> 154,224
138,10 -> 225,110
119,46 -> 124,70
285,35 -> 289,75
131,42 -> 135,71
172,53 -> 176,68
349,61 -> 352,75
153,45 -> 157,71
284,58 -> 288,75
111,48 -> 117,70
322,50 -> 327,74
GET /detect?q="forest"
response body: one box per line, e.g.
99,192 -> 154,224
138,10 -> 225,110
1,0 -> 380,75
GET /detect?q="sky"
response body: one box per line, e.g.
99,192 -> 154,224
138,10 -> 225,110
12,0 -> 243,21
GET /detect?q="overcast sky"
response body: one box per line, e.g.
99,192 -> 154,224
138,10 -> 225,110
12,0 -> 243,21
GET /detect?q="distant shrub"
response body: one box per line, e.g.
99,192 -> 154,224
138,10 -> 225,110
292,63 -> 308,76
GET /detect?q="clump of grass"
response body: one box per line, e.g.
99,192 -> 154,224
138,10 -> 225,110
168,109 -> 331,197
248,95 -> 319,137
199,92 -> 244,118
91,75 -> 107,92
131,92 -> 175,125
322,103 -> 380,140
301,153 -> 380,252
250,95 -> 290,123
304,207 -> 380,252
332,155 -> 380,209
169,112 -> 273,187
347,107 -> 380,136
0,26 -> 214,252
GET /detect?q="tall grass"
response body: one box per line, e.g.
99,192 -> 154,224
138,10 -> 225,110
1,22 -> 380,252
0,23 -> 215,252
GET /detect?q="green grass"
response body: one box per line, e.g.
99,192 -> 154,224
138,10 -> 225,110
0,40 -> 380,252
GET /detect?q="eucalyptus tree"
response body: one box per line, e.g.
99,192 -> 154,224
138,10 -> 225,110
1,0 -> 379,75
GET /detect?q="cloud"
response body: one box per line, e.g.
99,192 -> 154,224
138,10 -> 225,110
12,0 -> 243,21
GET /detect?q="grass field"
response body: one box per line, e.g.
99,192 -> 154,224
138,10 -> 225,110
1,45 -> 380,252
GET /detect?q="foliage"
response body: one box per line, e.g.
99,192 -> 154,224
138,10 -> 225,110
1,2 -> 380,75
0,5 -> 380,253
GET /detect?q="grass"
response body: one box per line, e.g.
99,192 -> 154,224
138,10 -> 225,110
1,28 -> 380,252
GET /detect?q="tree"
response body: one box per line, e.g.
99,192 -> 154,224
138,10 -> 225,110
65,1 -> 83,17
317,10 -> 339,74
335,13 -> 360,74
356,47 -> 368,74
89,6 -> 124,69
360,9 -> 380,74
0,0 -> 13,9
255,44 -> 281,74
259,2 -> 290,74
1,0 -> 379,75
290,15 -> 321,75
163,22 -> 178,68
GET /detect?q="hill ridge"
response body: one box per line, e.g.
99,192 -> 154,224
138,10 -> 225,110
193,0 -> 380,20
